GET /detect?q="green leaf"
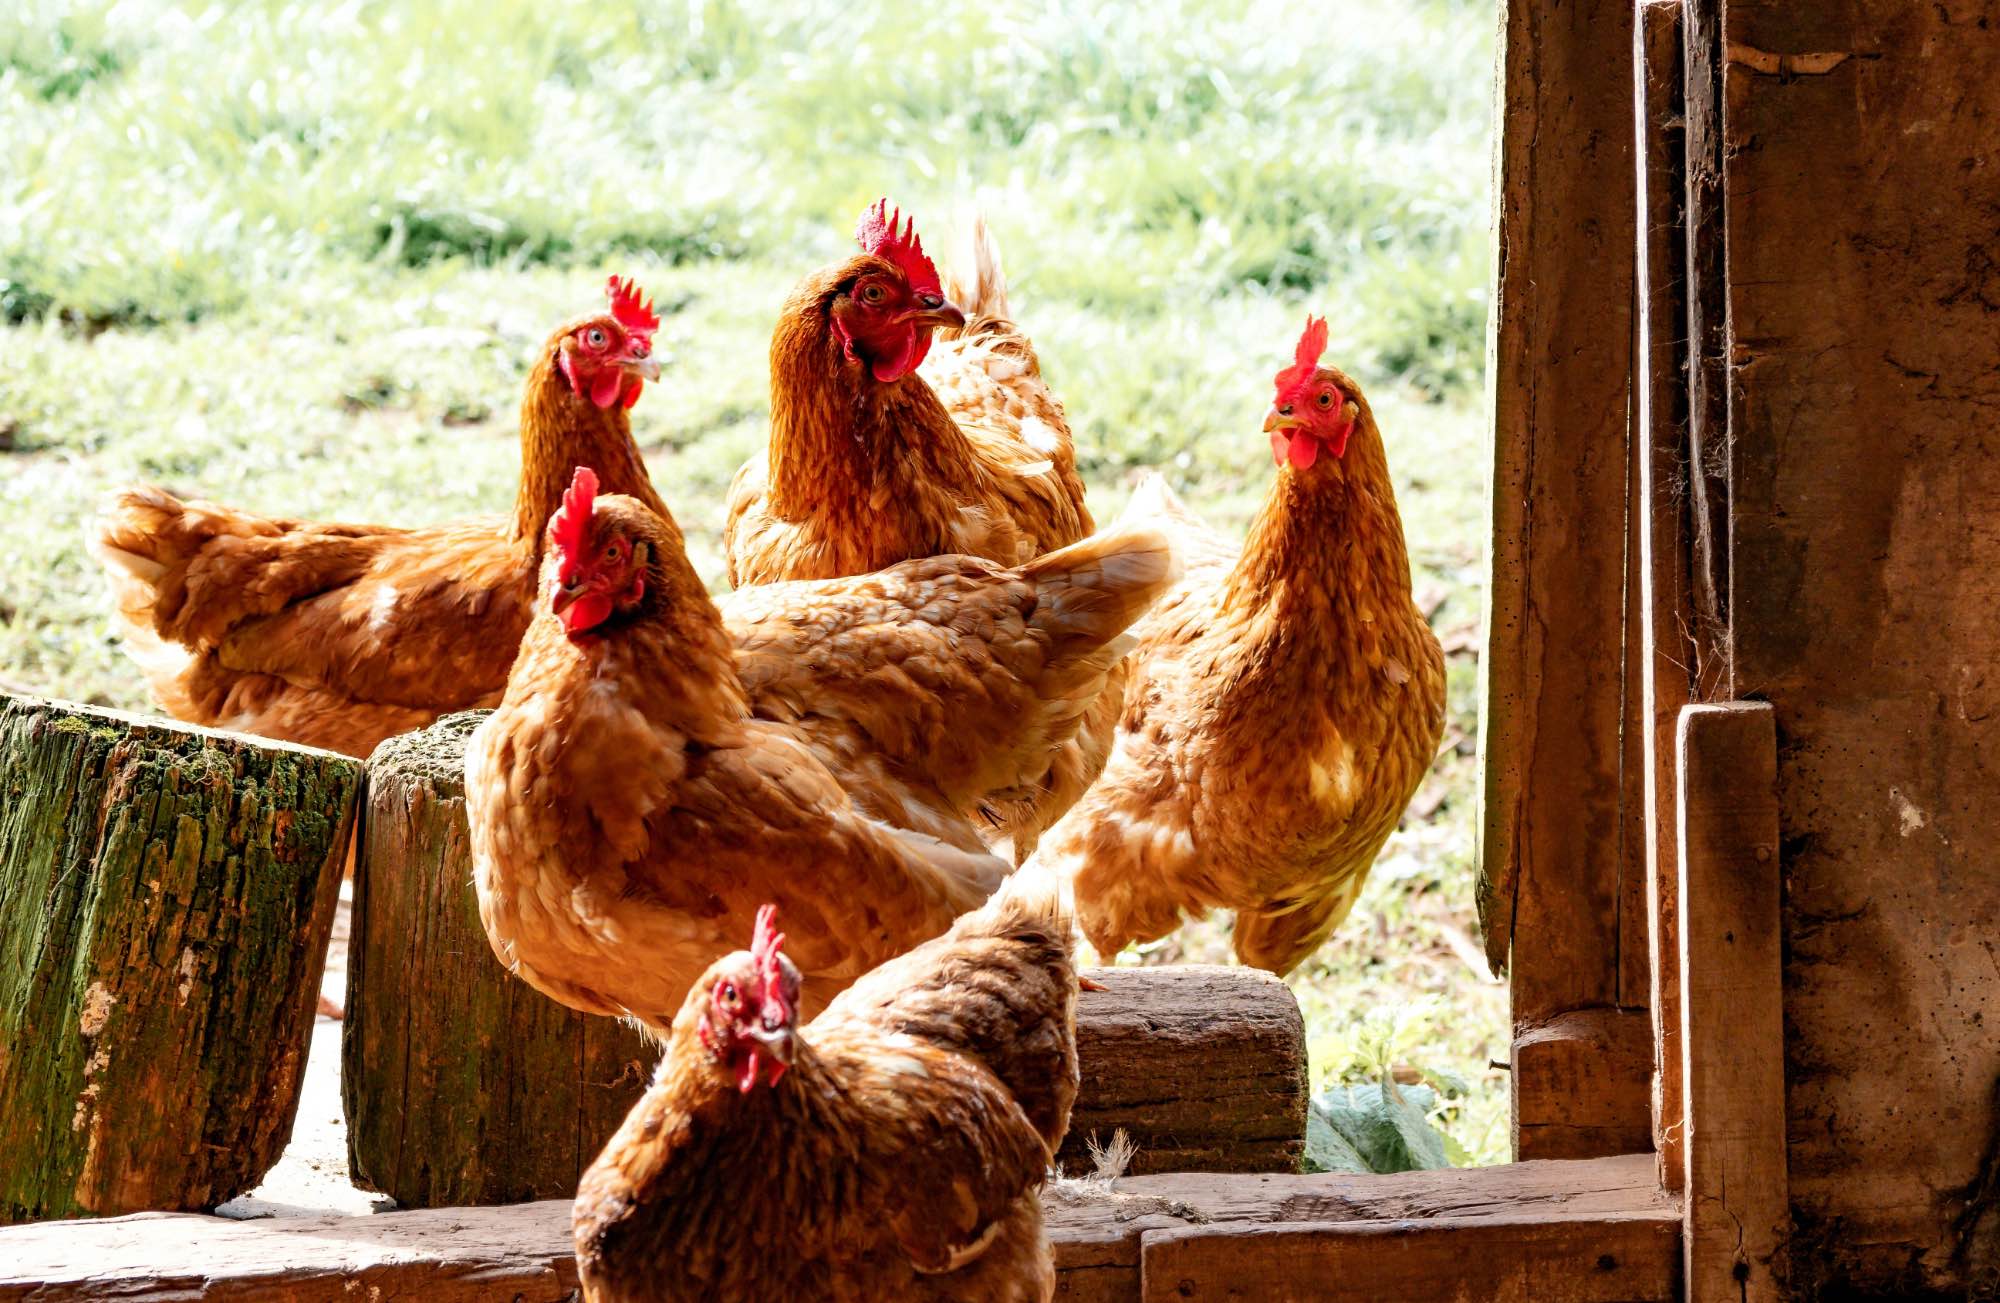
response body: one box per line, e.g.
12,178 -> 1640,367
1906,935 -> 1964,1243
1304,1102 -> 1371,1174
1307,1079 -> 1451,1174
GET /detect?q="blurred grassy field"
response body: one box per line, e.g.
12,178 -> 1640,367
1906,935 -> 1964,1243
0,1 -> 1506,1163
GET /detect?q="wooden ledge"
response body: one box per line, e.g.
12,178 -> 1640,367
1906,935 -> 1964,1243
0,1155 -> 1676,1302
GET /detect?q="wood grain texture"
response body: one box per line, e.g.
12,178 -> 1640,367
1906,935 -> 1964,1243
1513,1009 -> 1655,1162
1676,703 -> 1787,1300
1138,1216 -> 1678,1302
1060,965 -> 1306,1177
1483,0 -> 1656,1168
0,1155 -> 1675,1303
344,712 -> 654,1209
1478,0 -> 1639,1022
0,694 -> 359,1224
1679,0 -> 1731,681
1717,2 -> 2000,1291
1634,0 -> 1695,1195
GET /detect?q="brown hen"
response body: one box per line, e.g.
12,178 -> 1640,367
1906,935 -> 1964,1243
724,201 -> 1112,858
88,277 -> 668,757
1035,318 -> 1448,975
573,875 -> 1076,1303
467,469 -> 1170,1028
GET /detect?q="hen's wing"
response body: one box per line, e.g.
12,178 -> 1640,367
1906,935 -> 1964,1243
723,528 -> 1174,842
91,487 -> 533,754
813,1031 -> 1055,1287
490,714 -> 1012,1026
821,863 -> 1079,1154
1029,578 -> 1224,962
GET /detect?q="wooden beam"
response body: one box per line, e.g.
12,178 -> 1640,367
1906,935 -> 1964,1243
1137,1216 -> 1678,1302
0,1155 -> 1677,1303
1676,703 -> 1787,1299
0,694 -> 360,1225
1481,0 -> 1653,1163
1479,0 -> 1639,998
1634,0 -> 1697,1195
1679,0 -> 1731,685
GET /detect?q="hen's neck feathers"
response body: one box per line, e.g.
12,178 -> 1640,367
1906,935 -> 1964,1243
765,271 -> 984,534
512,354 -> 667,551
1214,409 -> 1422,700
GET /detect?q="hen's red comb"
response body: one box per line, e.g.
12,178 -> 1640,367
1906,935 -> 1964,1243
750,904 -> 786,972
605,276 -> 659,336
550,465 -> 598,577
854,199 -> 942,298
1274,314 -> 1331,395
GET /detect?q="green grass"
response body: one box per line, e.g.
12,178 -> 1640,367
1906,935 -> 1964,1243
0,0 -> 1506,1165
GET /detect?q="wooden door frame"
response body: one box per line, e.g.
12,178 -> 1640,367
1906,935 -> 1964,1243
0,1 -> 1801,1297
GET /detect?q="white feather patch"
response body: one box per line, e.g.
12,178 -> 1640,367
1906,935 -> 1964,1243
1018,416 -> 1062,455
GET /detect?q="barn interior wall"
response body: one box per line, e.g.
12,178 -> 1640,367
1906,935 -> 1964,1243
1717,1 -> 2000,1293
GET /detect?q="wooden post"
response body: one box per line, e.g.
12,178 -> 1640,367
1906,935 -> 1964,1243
344,713 -> 654,1210
1634,0 -> 1697,1194
0,694 -> 360,1223
1060,965 -> 1306,1176
1482,0 -> 1653,1161
1677,702 -> 1787,1299
348,716 -> 1312,1207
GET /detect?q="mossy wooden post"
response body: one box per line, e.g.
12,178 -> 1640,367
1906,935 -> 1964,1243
0,694 -> 360,1224
344,712 -> 655,1209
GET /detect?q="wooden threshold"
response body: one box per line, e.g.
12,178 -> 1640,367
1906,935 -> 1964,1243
0,1155 -> 1676,1303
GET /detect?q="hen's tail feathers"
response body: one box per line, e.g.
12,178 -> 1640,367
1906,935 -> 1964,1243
967,858 -> 1075,948
1114,471 -> 1237,581
938,211 -> 1014,341
1020,524 -> 1180,688
89,486 -> 223,688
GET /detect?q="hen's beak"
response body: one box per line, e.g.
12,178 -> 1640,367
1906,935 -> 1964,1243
745,1022 -> 796,1067
1263,405 -> 1301,434
550,580 -> 582,618
906,294 -> 967,331
621,353 -> 663,382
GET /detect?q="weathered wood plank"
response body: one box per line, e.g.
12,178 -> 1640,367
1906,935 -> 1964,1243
1719,3 -> 2000,1290
1679,0 -> 1731,683
1676,703 -> 1786,1299
1478,0 -> 1638,1024
0,1155 -> 1675,1302
1512,1008 -> 1655,1162
344,712 -> 654,1210
1138,1215 -> 1679,1302
1060,965 -> 1306,1176
1482,0 -> 1655,1167
0,694 -> 360,1225
1634,0 -> 1695,1195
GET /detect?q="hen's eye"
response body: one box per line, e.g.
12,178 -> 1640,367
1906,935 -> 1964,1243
861,283 -> 885,304
1317,391 -> 1334,408
585,328 -> 608,348
604,543 -> 622,563
719,982 -> 738,1006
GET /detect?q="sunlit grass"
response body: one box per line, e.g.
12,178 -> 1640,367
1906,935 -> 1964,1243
0,0 -> 1506,1165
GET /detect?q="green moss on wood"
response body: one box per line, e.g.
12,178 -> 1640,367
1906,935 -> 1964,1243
0,693 -> 361,1223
